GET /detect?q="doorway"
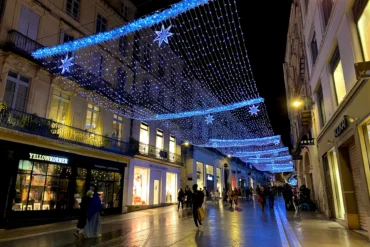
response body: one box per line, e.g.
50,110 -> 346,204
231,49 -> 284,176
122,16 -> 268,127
152,170 -> 161,205
323,154 -> 335,218
153,180 -> 160,205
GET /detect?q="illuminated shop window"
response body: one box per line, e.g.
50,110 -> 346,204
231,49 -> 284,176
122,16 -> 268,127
216,168 -> 221,191
132,167 -> 149,205
328,150 -> 345,219
90,169 -> 121,208
166,172 -> 177,203
12,160 -> 71,211
357,2 -> 370,61
196,161 -> 204,189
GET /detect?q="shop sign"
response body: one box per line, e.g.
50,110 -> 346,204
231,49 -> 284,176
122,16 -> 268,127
29,153 -> 68,164
334,117 -> 348,137
94,165 -> 119,171
300,138 -> 315,146
149,164 -> 168,170
207,175 -> 213,181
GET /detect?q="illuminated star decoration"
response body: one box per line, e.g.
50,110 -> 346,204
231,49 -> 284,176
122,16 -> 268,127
249,105 -> 260,116
59,54 -> 74,74
154,24 -> 173,47
205,114 -> 214,125
274,139 -> 280,145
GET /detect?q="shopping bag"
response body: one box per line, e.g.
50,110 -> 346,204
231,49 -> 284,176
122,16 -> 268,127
198,207 -> 205,221
258,196 -> 263,203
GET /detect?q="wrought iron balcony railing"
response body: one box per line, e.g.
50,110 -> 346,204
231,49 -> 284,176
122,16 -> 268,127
0,103 -> 131,156
130,138 -> 183,165
5,30 -> 44,62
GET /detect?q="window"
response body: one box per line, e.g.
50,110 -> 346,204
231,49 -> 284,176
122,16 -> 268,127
49,89 -> 70,124
117,68 -> 126,90
74,168 -> 87,208
166,173 -> 177,203
317,84 -> 326,128
331,48 -> 346,105
143,44 -> 151,70
196,161 -> 204,188
13,160 -> 71,211
0,0 -> 6,23
360,122 -> 370,196
66,0 -> 80,20
310,32 -> 318,65
139,122 -> 149,153
304,0 -> 309,13
322,0 -> 334,28
18,5 -> 40,41
112,114 -> 123,140
158,55 -> 165,77
96,14 -> 107,33
91,170 -> 121,208
85,104 -> 99,130
93,52 -> 104,77
119,36 -> 127,57
60,31 -> 74,44
133,31 -> 140,60
357,1 -> 370,61
169,135 -> 175,154
206,164 -> 214,175
156,129 -> 164,151
216,168 -> 221,191
170,66 -> 176,86
120,2 -> 129,19
132,167 -> 149,205
4,71 -> 29,111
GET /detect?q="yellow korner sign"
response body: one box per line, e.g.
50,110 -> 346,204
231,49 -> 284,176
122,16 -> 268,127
29,153 -> 69,164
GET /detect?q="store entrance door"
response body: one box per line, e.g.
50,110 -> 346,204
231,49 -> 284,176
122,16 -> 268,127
96,181 -> 114,209
152,171 -> 161,205
323,154 -> 335,218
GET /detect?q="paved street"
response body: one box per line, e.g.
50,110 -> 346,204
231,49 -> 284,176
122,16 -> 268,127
1,198 -> 369,247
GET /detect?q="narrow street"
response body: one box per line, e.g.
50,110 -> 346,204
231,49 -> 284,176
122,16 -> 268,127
1,198 -> 369,247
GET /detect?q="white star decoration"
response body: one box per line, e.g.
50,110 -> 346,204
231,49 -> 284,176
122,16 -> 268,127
59,54 -> 74,74
249,105 -> 259,116
154,24 -> 173,47
205,114 -> 214,125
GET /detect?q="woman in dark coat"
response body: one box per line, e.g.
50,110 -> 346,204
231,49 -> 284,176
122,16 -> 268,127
192,184 -> 204,230
74,190 -> 93,237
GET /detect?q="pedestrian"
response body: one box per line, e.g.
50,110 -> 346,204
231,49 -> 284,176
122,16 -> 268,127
74,190 -> 93,238
283,184 -> 294,210
203,187 -> 207,208
258,186 -> 267,211
83,191 -> 102,238
233,188 -> 239,208
192,184 -> 204,230
177,187 -> 185,210
269,186 -> 277,211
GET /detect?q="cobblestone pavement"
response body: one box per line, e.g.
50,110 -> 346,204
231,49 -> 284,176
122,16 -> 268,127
1,198 -> 370,247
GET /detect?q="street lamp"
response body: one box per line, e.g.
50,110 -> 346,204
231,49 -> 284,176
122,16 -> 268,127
227,155 -> 231,158
292,99 -> 303,108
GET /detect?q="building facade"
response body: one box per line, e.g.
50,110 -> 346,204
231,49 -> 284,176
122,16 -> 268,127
294,0 -> 370,238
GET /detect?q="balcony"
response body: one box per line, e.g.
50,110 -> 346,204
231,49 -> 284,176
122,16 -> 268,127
0,103 -> 132,156
130,138 -> 183,166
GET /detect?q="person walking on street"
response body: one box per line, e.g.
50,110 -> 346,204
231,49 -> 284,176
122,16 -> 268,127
268,186 -> 277,211
192,184 -> 204,230
74,190 -> 93,238
83,191 -> 102,238
178,188 -> 185,210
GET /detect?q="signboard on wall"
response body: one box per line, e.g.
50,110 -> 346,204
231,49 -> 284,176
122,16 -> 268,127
29,153 -> 68,164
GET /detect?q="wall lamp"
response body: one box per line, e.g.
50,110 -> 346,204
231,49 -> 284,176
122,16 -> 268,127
291,99 -> 303,108
344,115 -> 358,123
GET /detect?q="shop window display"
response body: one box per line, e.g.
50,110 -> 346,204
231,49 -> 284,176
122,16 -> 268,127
216,168 -> 221,191
90,169 -> 121,208
132,167 -> 149,205
13,160 -> 71,211
74,168 -> 87,208
166,172 -> 177,203
196,161 -> 204,188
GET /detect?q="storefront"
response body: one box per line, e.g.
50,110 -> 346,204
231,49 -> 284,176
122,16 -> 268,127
0,140 -> 126,228
205,164 -> 214,191
127,158 -> 180,210
196,161 -> 205,189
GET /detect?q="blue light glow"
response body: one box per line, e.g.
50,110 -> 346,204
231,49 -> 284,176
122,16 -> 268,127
32,0 -> 212,58
234,147 -> 289,157
139,98 -> 264,121
198,135 -> 280,147
244,156 -> 292,163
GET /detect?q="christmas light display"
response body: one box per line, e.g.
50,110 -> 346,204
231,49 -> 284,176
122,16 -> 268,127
59,55 -> 74,74
244,155 -> 292,163
154,25 -> 173,47
30,0 -> 291,173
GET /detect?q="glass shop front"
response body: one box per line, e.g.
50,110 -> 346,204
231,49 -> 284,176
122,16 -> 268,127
0,140 -> 126,228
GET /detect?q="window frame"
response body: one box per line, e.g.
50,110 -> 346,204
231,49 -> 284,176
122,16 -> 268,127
96,14 -> 107,33
85,104 -> 100,131
317,83 -> 326,128
310,32 -> 318,66
4,71 -> 30,111
66,0 -> 80,20
49,88 -> 70,124
112,114 -> 123,140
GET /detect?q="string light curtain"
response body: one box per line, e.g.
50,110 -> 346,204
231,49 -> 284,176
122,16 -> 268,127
32,0 -> 292,172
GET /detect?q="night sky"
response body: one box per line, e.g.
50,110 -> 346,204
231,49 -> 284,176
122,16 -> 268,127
133,0 -> 293,148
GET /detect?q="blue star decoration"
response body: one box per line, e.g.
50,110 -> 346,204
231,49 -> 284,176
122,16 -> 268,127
59,54 -> 74,74
205,114 -> 214,125
248,105 -> 259,116
154,24 -> 173,47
